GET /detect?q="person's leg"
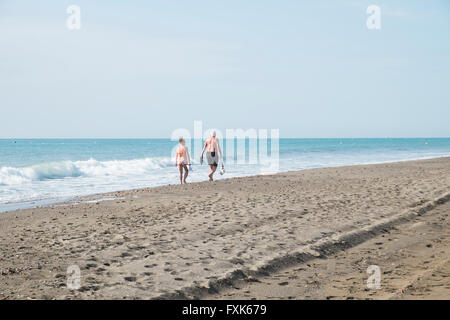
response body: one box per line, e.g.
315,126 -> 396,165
183,164 -> 189,184
178,165 -> 183,184
208,165 -> 217,181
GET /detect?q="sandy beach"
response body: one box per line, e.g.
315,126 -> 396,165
211,199 -> 450,300
1,157 -> 449,300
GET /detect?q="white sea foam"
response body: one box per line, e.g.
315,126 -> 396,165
0,157 -> 173,186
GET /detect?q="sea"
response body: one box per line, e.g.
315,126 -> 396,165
1,138 -> 449,212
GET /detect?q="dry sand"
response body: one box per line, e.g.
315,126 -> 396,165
0,157 -> 449,300
210,200 -> 450,300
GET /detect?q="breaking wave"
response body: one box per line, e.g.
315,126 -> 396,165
0,157 -> 173,186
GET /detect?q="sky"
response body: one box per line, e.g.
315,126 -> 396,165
1,0 -> 449,138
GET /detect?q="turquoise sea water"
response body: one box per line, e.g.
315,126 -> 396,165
1,138 -> 449,211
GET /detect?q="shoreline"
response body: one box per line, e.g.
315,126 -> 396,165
1,157 -> 449,299
2,154 -> 450,214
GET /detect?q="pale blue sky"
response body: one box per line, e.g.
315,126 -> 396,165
1,0 -> 449,138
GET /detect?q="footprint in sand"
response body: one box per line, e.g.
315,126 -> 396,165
124,276 -> 136,282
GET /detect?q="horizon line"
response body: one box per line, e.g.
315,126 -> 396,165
1,137 -> 450,140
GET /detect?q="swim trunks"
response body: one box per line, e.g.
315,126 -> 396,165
206,151 -> 218,167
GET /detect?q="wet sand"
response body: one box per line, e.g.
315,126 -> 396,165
0,157 -> 449,300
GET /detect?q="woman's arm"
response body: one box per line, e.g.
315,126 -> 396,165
186,147 -> 191,165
